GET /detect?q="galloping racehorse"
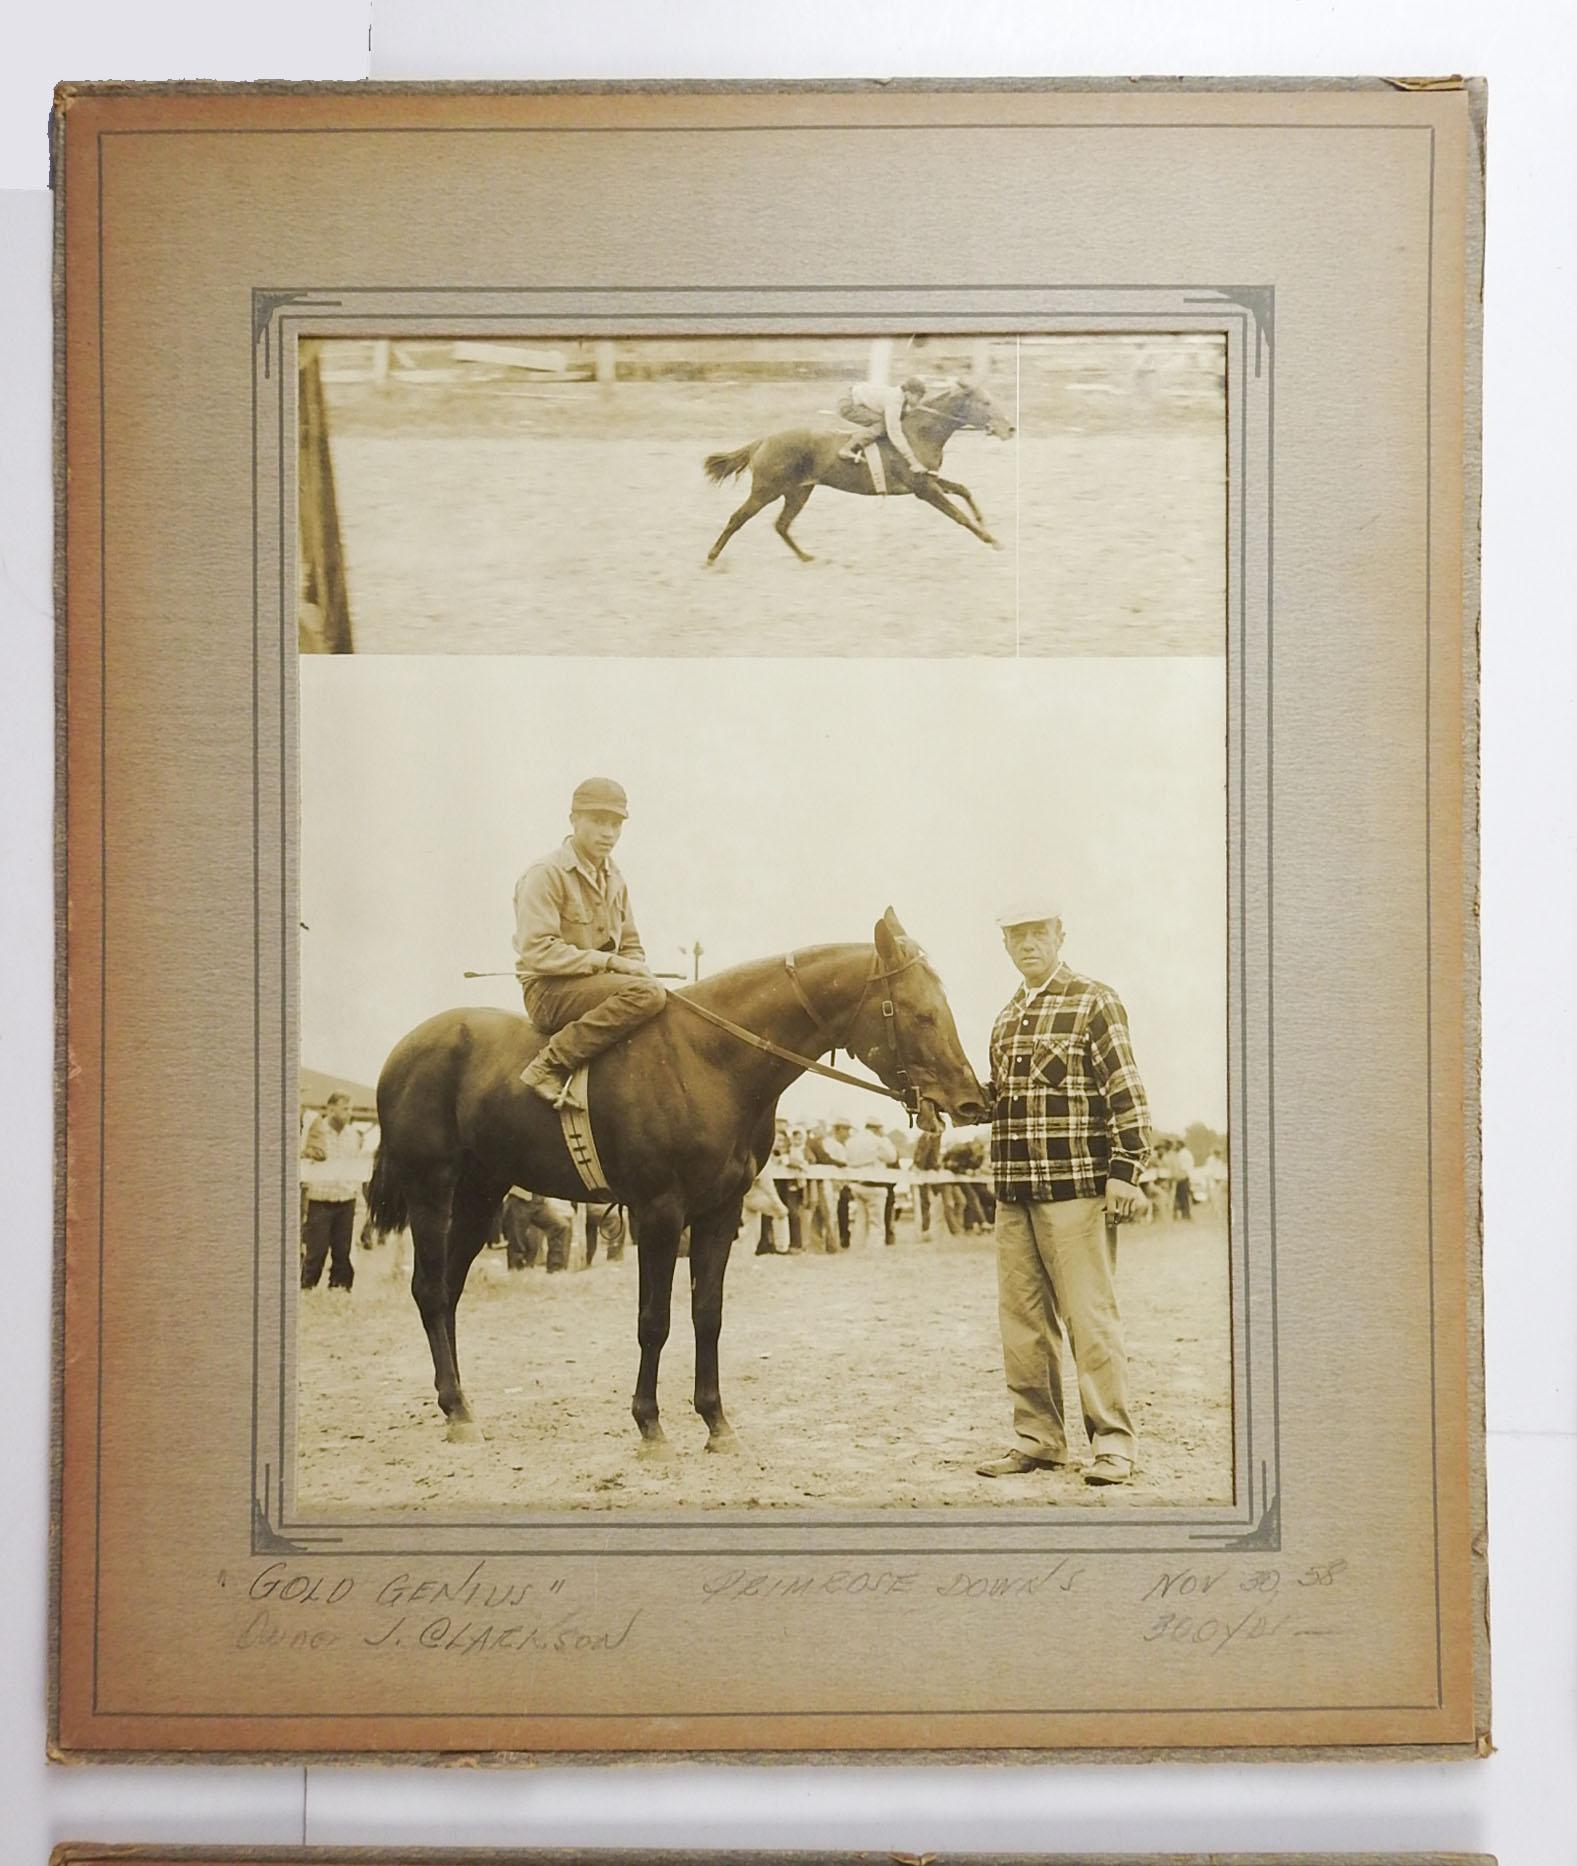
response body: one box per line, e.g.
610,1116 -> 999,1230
702,377 -> 1015,564
366,911 -> 989,1455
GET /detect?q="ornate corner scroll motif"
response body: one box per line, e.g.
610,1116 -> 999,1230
1185,286 -> 1275,376
252,289 -> 343,378
252,1493 -> 314,1555
1192,1465 -> 1281,1550
252,1467 -> 344,1553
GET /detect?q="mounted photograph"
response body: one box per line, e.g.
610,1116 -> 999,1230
54,79 -> 1482,1760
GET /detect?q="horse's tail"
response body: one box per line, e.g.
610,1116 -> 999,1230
703,443 -> 755,484
365,1144 -> 411,1238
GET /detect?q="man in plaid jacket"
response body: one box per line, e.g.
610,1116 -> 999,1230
976,897 -> 1151,1487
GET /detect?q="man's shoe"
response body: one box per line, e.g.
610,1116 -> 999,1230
519,1057 -> 581,1109
975,1449 -> 1070,1478
1082,1455 -> 1134,1487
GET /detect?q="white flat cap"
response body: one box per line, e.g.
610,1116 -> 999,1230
995,895 -> 1061,929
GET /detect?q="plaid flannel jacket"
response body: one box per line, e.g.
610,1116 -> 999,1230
988,963 -> 1152,1200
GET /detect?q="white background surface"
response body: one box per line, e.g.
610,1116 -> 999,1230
2,2 -> 1573,1860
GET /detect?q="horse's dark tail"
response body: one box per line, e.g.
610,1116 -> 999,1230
703,443 -> 755,483
365,1145 -> 411,1238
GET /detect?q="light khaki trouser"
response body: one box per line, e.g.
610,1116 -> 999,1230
846,1182 -> 888,1249
993,1195 -> 1135,1463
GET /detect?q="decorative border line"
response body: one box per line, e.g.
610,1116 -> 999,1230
249,287 -> 1276,1562
56,106 -> 1463,1737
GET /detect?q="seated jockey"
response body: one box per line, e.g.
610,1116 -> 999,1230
514,776 -> 666,1109
837,374 -> 931,477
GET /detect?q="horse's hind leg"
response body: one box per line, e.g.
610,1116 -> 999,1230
688,1198 -> 745,1451
630,1196 -> 684,1457
773,484 -> 816,562
438,1172 -> 507,1444
406,1166 -> 466,1432
706,483 -> 774,564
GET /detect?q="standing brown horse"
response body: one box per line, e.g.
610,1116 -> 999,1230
702,377 -> 1015,563
365,911 -> 989,1455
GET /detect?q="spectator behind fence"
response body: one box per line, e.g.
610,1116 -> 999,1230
943,1129 -> 994,1232
1172,1141 -> 1196,1222
1202,1147 -> 1229,1213
301,1091 -> 362,1292
829,1118 -> 855,1248
500,1188 -> 574,1272
805,1120 -> 844,1253
842,1118 -> 896,1249
911,1123 -> 942,1239
743,1159 -> 791,1254
772,1124 -> 810,1253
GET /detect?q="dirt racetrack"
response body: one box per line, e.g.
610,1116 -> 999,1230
323,378 -> 1224,658
295,1211 -> 1233,1515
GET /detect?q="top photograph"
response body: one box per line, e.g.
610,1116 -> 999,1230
296,329 -> 1227,658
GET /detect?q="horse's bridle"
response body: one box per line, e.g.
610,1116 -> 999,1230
913,385 -> 992,435
785,947 -> 929,1114
670,948 -> 930,1115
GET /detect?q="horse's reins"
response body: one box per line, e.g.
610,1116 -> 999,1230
911,396 -> 976,433
668,951 -> 928,1115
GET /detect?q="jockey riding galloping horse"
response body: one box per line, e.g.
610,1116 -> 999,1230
702,375 -> 1015,563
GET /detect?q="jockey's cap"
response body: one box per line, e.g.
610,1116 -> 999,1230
996,895 -> 1061,929
901,375 -> 927,397
571,776 -> 629,818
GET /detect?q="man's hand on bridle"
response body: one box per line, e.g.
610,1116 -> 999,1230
607,954 -> 653,978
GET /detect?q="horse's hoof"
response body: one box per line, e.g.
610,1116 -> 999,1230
637,1435 -> 678,1462
445,1418 -> 485,1446
705,1431 -> 740,1456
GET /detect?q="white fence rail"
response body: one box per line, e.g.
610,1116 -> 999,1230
299,1157 -> 988,1190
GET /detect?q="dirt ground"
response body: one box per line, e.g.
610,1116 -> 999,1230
295,1209 -> 1233,1516
323,380 -> 1223,658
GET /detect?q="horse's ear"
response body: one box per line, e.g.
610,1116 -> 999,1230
876,906 -> 909,957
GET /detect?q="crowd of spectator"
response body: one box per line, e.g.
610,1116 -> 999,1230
301,1095 -> 1228,1290
1141,1137 -> 1229,1223
741,1114 -> 998,1256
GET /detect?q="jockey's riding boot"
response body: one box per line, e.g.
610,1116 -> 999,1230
519,1054 -> 582,1110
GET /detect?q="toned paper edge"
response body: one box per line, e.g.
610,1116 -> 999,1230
45,75 -> 1488,1767
49,74 -> 1469,105
47,81 -> 70,1768
46,1851 -> 1501,1865
1462,74 -> 1489,1761
1455,76 -> 1485,1761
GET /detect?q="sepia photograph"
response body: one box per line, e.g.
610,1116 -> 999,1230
297,332 -> 1225,657
293,333 -> 1231,1518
